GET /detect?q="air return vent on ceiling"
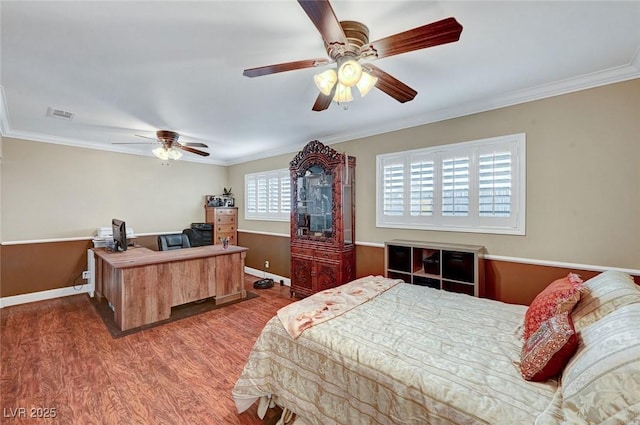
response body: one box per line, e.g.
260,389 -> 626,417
46,107 -> 74,120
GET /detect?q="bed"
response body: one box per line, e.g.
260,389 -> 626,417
232,272 -> 640,425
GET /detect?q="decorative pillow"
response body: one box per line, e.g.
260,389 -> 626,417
520,312 -> 578,381
523,273 -> 584,339
571,270 -> 640,332
561,303 -> 640,424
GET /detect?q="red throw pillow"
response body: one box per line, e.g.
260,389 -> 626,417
520,312 -> 578,381
523,273 -> 583,340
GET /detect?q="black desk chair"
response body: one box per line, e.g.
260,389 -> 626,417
158,233 -> 191,251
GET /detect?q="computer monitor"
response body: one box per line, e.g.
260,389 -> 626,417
112,218 -> 127,252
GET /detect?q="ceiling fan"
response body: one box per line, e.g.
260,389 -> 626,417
242,0 -> 463,111
114,130 -> 210,160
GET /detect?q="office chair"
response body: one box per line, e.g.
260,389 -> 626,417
158,233 -> 191,251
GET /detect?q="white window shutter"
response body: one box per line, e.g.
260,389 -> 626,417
376,133 -> 525,235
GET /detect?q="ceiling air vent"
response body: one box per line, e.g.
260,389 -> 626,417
47,107 -> 74,120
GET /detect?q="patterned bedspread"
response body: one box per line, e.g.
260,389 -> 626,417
233,280 -> 563,425
277,275 -> 401,339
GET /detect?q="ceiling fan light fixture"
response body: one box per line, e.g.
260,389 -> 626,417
314,69 -> 338,96
153,146 -> 169,160
333,83 -> 353,103
356,71 -> 378,97
337,58 -> 362,87
152,146 -> 183,161
167,148 -> 183,160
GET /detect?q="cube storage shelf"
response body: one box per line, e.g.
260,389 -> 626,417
384,240 -> 485,297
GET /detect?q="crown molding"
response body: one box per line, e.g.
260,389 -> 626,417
1,127 -> 227,165
320,60 -> 640,148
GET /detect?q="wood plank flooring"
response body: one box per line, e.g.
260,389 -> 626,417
0,276 -> 294,424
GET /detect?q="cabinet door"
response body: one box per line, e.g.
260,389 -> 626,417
294,165 -> 334,241
315,260 -> 339,291
291,255 -> 313,294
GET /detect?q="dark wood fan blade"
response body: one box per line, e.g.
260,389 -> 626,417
243,59 -> 329,77
312,82 -> 337,111
367,17 -> 462,59
179,145 -> 210,157
182,142 -> 208,148
298,0 -> 347,45
363,64 -> 417,103
134,134 -> 157,141
112,142 -> 155,145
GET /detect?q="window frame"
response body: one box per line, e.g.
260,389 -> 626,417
376,133 -> 526,235
244,168 -> 291,222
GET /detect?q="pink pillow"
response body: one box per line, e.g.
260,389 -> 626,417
524,273 -> 583,339
521,312 -> 578,381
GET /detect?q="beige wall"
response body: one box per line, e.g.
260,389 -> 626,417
229,152 -> 293,236
230,79 -> 640,270
1,139 -> 227,241
2,79 -> 639,270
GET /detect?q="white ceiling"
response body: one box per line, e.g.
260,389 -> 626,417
1,1 -> 639,165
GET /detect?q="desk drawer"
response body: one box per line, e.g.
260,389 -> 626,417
216,208 -> 236,216
314,250 -> 341,262
216,232 -> 236,245
294,248 -> 315,258
216,215 -> 235,225
291,248 -> 341,262
216,224 -> 235,233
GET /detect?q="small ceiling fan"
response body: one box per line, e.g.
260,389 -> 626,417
242,0 -> 463,111
114,130 -> 210,160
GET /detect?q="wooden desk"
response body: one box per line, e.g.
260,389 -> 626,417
92,245 -> 248,331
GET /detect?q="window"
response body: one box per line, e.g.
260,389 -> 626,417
376,133 -> 525,235
245,169 -> 291,221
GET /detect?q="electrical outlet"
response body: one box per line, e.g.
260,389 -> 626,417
264,260 -> 270,269
82,271 -> 90,279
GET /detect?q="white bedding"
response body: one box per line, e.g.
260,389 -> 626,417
233,281 -> 564,424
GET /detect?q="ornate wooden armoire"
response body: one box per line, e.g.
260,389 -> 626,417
289,140 -> 356,298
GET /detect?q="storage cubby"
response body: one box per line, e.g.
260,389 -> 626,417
387,245 -> 412,273
384,240 -> 485,297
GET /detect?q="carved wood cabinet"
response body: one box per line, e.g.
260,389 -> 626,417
290,140 -> 356,298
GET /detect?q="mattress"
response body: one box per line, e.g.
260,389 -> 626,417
233,279 -> 563,424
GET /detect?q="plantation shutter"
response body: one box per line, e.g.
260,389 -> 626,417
257,178 -> 267,213
382,159 -> 405,216
410,159 -> 435,216
280,175 -> 291,214
442,156 -> 469,216
376,133 -> 525,235
245,169 -> 291,220
478,152 -> 512,217
246,178 -> 257,214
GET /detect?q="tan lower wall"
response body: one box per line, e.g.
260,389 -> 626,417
2,232 -> 639,304
2,234 -> 169,298
485,261 -> 640,305
1,240 -> 92,297
238,232 -> 291,278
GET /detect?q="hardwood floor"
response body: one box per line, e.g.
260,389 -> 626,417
0,276 -> 294,424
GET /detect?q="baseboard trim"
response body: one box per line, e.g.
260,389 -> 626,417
0,285 -> 92,309
244,266 -> 290,286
